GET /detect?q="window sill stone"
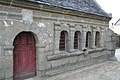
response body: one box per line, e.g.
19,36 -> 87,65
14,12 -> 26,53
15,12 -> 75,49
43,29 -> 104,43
88,47 -> 107,53
47,47 -> 107,61
47,51 -> 83,61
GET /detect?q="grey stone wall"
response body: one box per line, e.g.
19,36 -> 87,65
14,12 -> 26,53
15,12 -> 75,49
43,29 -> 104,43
115,34 -> 120,48
0,5 -> 112,79
105,29 -> 117,60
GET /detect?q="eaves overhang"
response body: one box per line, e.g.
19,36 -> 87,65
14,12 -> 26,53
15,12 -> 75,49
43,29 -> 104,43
0,0 -> 112,21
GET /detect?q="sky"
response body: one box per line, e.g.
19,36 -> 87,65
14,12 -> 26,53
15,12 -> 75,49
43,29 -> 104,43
95,0 -> 120,24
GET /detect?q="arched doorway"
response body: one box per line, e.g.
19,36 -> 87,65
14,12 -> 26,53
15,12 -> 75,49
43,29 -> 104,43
13,32 -> 36,80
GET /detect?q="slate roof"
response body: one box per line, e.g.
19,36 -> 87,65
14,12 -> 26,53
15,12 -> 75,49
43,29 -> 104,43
29,0 -> 110,17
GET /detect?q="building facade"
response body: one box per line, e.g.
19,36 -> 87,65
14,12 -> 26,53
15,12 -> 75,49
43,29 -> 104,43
0,0 -> 114,80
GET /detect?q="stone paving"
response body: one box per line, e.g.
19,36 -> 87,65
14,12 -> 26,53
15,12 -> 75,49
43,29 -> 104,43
47,61 -> 120,80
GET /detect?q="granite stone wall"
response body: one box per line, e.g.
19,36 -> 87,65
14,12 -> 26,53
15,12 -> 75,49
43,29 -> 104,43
0,4 -> 113,79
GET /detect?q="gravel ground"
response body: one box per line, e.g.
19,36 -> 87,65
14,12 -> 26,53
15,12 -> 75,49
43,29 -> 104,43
47,61 -> 120,80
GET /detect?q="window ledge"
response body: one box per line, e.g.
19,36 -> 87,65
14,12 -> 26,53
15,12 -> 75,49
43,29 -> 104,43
47,51 -> 83,61
47,47 -> 107,61
88,47 -> 107,53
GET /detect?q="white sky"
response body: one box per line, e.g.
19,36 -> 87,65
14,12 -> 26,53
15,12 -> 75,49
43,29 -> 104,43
95,0 -> 120,24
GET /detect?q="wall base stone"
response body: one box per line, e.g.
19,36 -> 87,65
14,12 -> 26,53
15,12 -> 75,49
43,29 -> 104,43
43,55 -> 107,77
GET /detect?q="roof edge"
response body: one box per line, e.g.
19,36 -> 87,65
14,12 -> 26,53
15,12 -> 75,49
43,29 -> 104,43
0,0 -> 112,21
93,0 -> 110,16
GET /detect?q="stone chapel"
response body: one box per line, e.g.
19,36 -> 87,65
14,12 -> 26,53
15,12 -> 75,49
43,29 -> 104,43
0,0 -> 115,80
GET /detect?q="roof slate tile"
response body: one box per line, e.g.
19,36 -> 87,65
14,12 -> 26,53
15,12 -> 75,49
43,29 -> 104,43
29,0 -> 110,17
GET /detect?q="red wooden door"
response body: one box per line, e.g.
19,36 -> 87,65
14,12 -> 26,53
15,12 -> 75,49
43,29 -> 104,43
13,32 -> 36,80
